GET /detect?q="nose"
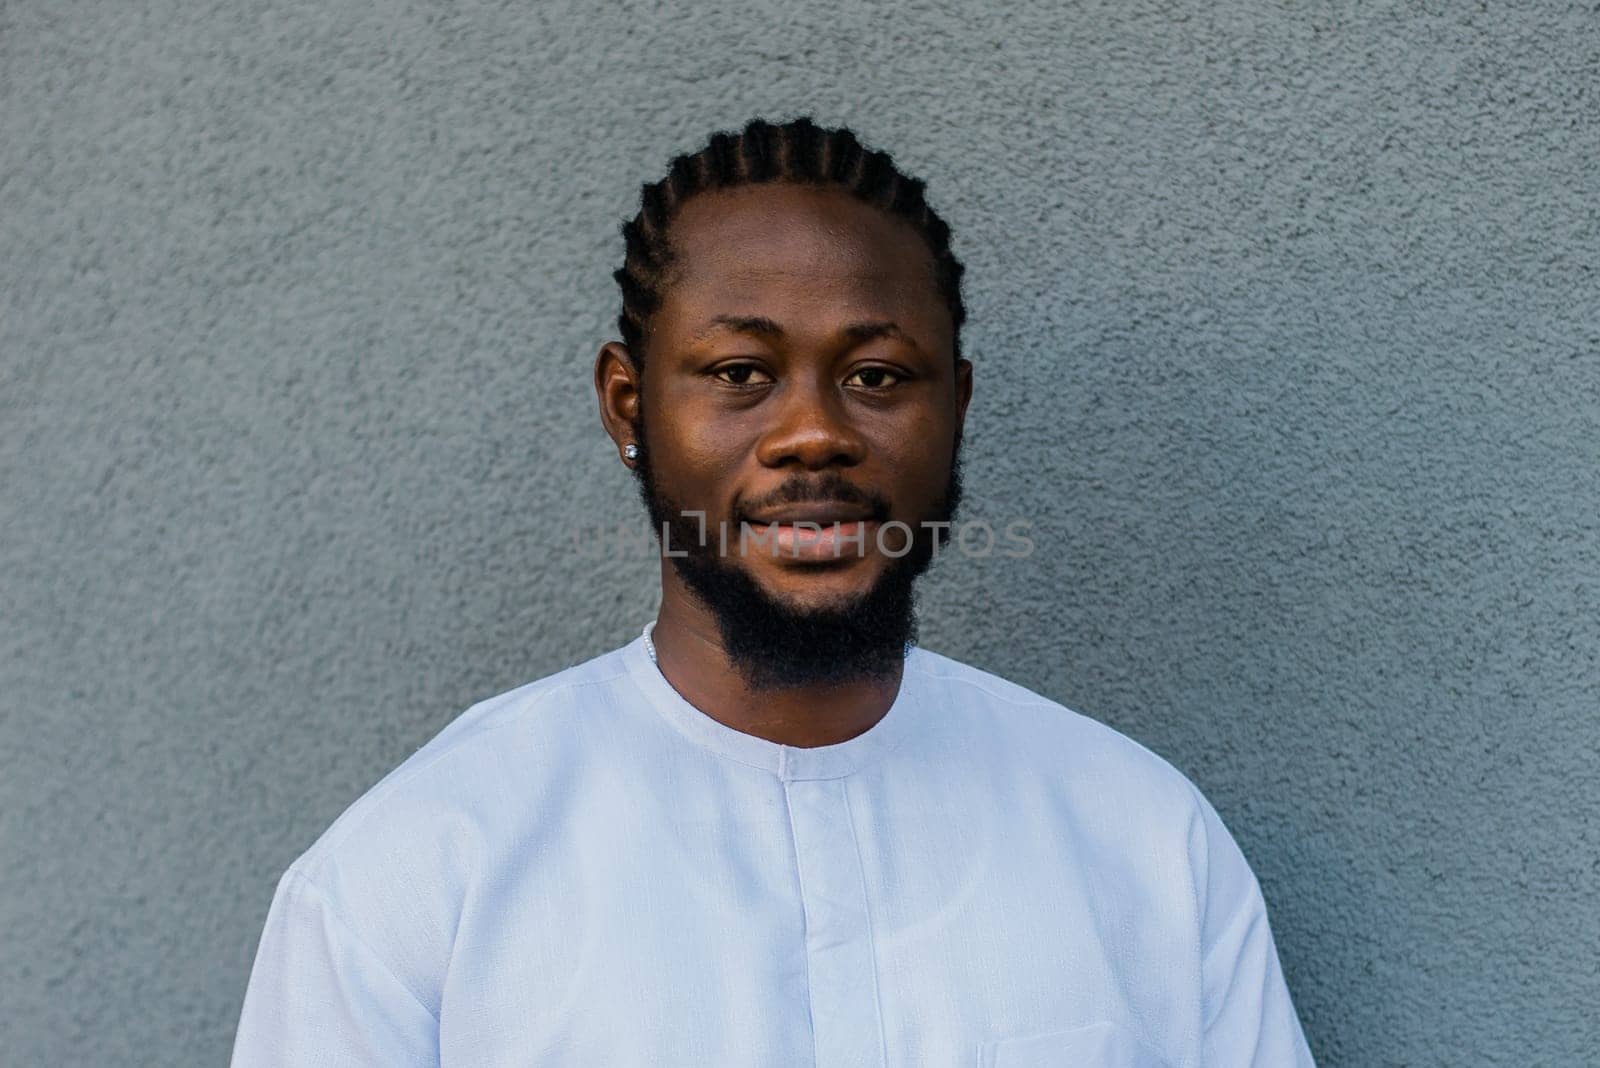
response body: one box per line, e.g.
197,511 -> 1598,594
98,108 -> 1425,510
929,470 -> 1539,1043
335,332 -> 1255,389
754,372 -> 868,471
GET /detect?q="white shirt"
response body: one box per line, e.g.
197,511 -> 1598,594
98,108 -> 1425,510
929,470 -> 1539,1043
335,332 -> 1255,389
232,628 -> 1316,1067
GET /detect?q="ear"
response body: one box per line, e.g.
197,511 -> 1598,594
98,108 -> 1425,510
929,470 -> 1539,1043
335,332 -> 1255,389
953,357 -> 974,444
594,341 -> 643,466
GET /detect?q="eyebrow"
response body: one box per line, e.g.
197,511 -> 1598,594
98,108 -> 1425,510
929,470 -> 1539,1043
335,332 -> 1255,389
841,321 -> 911,346
690,315 -> 916,350
691,315 -> 785,343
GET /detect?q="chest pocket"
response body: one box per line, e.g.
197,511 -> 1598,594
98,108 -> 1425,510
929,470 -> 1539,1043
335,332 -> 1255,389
980,1021 -> 1170,1068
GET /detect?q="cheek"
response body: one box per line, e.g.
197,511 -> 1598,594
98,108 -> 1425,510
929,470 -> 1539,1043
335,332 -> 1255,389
873,409 -> 955,481
676,420 -> 747,470
644,400 -> 755,504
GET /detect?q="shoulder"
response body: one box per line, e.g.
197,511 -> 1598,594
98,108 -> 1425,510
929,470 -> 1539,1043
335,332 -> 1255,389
907,647 -> 1210,828
251,644 -> 642,1018
908,647 -> 1265,938
285,642 -> 635,902
262,644 -> 640,1012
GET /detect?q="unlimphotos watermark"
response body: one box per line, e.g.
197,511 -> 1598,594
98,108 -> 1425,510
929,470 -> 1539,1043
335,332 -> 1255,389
571,514 -> 1034,561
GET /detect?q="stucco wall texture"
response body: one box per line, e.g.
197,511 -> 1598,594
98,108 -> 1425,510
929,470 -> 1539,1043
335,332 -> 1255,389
3,0 -> 1595,1063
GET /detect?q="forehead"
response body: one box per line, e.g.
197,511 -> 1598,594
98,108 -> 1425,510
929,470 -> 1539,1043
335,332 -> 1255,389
658,184 -> 948,343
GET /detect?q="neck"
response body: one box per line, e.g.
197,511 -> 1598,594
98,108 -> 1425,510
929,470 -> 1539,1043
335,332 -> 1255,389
649,583 -> 905,749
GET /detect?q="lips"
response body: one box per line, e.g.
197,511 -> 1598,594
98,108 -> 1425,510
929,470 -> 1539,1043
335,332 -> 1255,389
742,503 -> 875,527
743,518 -> 879,563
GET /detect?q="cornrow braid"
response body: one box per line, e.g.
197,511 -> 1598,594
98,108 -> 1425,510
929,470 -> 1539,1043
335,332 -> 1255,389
614,117 -> 966,366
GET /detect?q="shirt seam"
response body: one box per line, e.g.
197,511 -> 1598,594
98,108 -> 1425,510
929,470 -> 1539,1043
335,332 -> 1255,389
781,780 -> 820,1066
842,781 -> 890,1067
781,745 -> 911,783
285,868 -> 442,1025
913,665 -> 1061,710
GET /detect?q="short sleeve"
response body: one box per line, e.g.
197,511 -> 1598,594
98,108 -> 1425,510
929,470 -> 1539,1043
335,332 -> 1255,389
1191,789 -> 1317,1067
231,868 -> 440,1067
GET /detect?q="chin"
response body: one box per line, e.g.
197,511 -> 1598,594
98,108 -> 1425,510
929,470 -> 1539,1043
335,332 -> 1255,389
750,563 -> 884,614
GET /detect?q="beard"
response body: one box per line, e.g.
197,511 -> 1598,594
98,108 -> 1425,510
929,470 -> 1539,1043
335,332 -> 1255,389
630,419 -> 964,692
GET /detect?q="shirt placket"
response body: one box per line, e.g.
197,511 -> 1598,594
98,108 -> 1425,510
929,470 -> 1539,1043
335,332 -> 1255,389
783,771 -> 886,1068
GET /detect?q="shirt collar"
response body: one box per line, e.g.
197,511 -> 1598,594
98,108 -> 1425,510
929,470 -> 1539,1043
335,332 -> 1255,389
619,623 -> 926,781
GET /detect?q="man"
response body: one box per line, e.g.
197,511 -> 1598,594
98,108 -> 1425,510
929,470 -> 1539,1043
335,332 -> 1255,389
232,117 -> 1316,1066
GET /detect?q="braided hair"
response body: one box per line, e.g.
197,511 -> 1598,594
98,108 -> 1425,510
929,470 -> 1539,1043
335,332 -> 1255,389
614,117 -> 966,367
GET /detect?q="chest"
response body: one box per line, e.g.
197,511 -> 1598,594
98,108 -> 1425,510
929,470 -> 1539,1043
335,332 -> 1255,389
437,771 -> 1198,1066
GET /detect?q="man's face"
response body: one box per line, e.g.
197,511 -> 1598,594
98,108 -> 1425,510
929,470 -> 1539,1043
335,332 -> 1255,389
619,183 -> 972,687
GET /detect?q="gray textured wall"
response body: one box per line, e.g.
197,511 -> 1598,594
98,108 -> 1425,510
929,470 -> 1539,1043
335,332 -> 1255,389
3,1 -> 1595,1064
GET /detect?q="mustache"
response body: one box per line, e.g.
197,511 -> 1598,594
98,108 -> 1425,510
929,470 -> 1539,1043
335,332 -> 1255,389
736,473 -> 891,523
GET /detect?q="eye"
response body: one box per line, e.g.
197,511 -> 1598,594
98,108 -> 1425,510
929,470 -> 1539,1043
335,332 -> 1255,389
712,362 -> 773,387
844,366 -> 903,389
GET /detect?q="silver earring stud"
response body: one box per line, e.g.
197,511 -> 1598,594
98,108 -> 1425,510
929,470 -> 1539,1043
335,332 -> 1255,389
623,444 -> 640,461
